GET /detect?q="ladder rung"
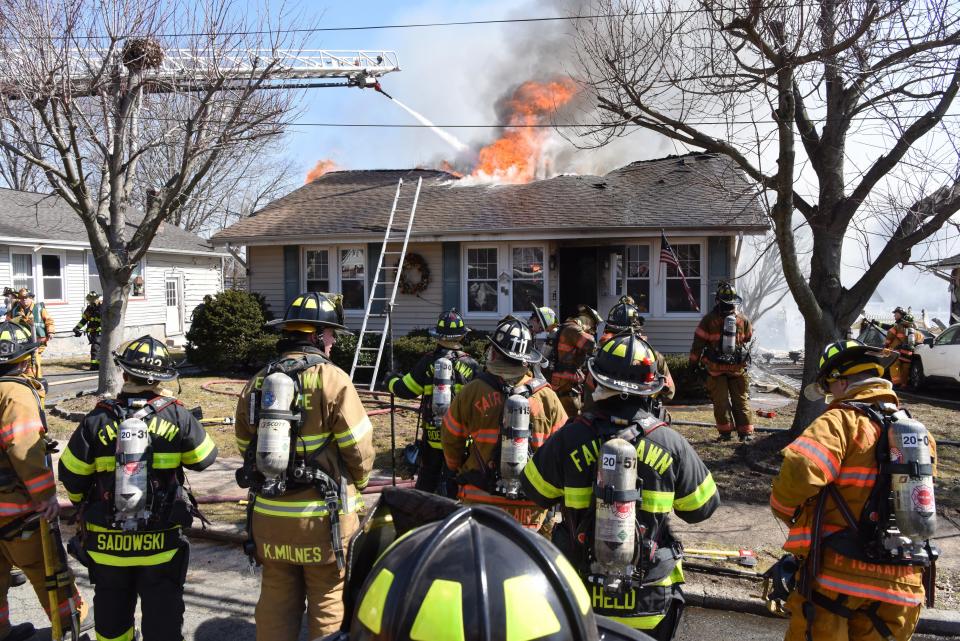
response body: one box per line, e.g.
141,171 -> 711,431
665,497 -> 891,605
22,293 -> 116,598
359,347 -> 380,351
353,364 -> 377,369
374,281 -> 395,286
383,251 -> 404,255
370,297 -> 392,301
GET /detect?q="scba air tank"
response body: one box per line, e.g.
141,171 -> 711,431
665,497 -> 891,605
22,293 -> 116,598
498,393 -> 531,499
594,438 -> 638,576
889,414 -> 936,543
115,417 -> 151,530
257,372 -> 296,490
432,357 -> 453,427
721,314 -> 738,355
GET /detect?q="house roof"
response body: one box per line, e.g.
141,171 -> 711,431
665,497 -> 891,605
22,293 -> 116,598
0,188 -> 223,255
212,153 -> 769,245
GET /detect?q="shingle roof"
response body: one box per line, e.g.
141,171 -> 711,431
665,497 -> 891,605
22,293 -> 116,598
212,153 -> 768,244
0,188 -> 221,254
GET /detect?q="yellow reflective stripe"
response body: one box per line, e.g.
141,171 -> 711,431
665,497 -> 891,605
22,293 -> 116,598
253,493 -> 363,518
152,452 -> 181,469
673,474 -> 716,512
523,460 -> 562,500
423,384 -> 434,395
641,489 -> 675,513
181,434 -> 215,465
95,456 -> 115,472
651,559 -> 684,586
67,491 -> 85,503
356,473 -> 370,490
96,626 -> 136,641
402,373 -> 423,395
564,486 -> 593,509
409,579 -> 465,641
426,440 -> 444,450
60,447 -> 95,476
604,614 -> 667,630
88,549 -> 179,567
236,436 -> 250,453
504,574 -> 562,641
357,568 -> 395,634
336,416 -> 372,447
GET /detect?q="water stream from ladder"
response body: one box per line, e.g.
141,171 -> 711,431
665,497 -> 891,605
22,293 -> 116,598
388,96 -> 468,153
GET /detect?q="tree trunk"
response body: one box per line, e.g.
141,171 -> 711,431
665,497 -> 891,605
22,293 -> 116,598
97,273 -> 130,395
791,325 -> 832,435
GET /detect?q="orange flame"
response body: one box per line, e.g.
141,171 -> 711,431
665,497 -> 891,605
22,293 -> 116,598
470,78 -> 578,183
439,160 -> 464,178
306,159 -> 338,183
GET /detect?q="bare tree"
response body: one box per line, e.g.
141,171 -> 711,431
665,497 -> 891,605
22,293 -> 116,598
0,122 -> 43,191
0,0 -> 303,392
574,0 -> 960,431
737,233 -> 811,325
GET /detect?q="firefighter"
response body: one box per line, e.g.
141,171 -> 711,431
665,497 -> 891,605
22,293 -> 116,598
883,307 -> 922,388
384,309 -> 479,497
73,291 -> 103,371
319,492 -> 655,641
551,304 -> 602,417
58,335 -> 217,641
5,289 -> 54,383
689,281 -> 754,442
0,320 -> 84,641
0,288 -> 13,317
771,339 -> 935,641
521,330 -> 720,640
234,291 -> 375,641
441,315 -> 567,529
602,296 -> 675,401
529,304 -> 559,365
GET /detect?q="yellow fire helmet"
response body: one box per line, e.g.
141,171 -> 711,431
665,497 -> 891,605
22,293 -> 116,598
0,321 -> 39,365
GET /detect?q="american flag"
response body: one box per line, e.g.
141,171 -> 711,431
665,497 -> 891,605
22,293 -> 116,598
660,232 -> 700,312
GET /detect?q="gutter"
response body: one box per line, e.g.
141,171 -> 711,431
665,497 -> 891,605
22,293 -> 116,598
0,235 -> 228,258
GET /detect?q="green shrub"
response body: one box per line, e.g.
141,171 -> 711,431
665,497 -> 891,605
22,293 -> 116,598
663,354 -> 707,402
186,290 -> 271,373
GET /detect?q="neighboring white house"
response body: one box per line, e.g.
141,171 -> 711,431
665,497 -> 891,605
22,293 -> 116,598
0,188 -> 226,357
213,153 -> 769,354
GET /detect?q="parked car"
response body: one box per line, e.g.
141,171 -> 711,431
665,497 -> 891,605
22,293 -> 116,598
910,323 -> 960,388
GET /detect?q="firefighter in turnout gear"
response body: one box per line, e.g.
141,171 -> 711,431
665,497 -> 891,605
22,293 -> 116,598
73,291 -> 103,371
551,305 -> 602,418
529,304 -> 559,376
601,296 -> 675,402
521,330 -> 719,640
319,491 -> 655,641
234,291 -> 375,641
0,321 -> 84,641
384,309 -> 479,497
442,316 -> 567,529
689,282 -> 754,441
58,335 -> 217,641
387,309 -> 480,498
883,307 -> 922,388
5,289 -> 54,383
772,340 -> 937,641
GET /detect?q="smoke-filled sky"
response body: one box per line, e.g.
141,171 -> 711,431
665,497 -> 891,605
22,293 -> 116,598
273,0 -> 959,344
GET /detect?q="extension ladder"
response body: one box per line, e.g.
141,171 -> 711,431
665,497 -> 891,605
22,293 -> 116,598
349,177 -> 422,389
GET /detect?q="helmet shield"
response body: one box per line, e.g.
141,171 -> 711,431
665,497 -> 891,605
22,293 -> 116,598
488,316 -> 541,363
430,308 -> 470,338
587,330 -> 665,396
715,281 -> 743,305
530,304 -> 558,331
113,335 -> 178,382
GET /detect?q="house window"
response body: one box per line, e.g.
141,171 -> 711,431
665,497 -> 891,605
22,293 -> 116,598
511,246 -> 545,312
11,253 -> 34,294
87,253 -> 100,294
625,245 -> 651,312
130,261 -> 146,298
306,250 -> 330,292
664,243 -> 703,313
40,254 -> 64,301
340,248 -> 366,310
466,247 -> 499,313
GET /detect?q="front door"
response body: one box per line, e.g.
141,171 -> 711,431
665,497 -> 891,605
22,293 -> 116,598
165,276 -> 183,336
558,247 -> 599,322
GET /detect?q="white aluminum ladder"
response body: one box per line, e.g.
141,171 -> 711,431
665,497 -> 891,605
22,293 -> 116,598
349,177 -> 422,389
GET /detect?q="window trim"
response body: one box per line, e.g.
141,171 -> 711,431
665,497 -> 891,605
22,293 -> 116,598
38,251 -> 67,304
300,244 -> 368,312
508,243 -> 548,316
657,237 -> 707,317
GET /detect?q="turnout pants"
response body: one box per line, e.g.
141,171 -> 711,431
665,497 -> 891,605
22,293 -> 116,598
255,559 -> 344,641
415,442 -> 457,499
87,332 -> 101,368
0,526 -> 83,637
705,373 -> 753,436
888,355 -> 911,387
784,588 -> 920,641
91,545 -> 189,641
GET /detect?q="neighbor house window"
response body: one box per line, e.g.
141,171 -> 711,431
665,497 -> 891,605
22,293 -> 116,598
625,245 -> 651,312
511,246 -> 544,311
306,250 -> 329,292
664,243 -> 702,313
40,254 -> 64,301
130,261 -> 146,298
466,247 -> 499,313
11,253 -> 34,294
87,253 -> 100,294
340,248 -> 366,310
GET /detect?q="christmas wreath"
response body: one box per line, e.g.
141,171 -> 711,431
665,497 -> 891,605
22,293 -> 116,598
398,253 -> 431,296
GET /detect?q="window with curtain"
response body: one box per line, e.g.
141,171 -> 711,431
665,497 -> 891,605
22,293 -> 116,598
306,250 -> 329,293
11,253 -> 34,294
340,248 -> 366,309
625,245 -> 651,312
130,261 -> 146,298
511,246 -> 544,311
466,247 -> 498,312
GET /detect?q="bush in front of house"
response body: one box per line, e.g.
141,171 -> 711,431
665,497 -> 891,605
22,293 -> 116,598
662,353 -> 707,402
186,290 -> 272,373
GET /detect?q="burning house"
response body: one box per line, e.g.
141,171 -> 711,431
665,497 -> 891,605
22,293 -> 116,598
212,152 -> 768,353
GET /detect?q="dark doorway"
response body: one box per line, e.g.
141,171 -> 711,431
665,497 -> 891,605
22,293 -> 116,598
558,246 -> 599,321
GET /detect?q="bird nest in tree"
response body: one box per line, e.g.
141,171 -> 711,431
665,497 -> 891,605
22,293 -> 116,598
122,37 -> 164,71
